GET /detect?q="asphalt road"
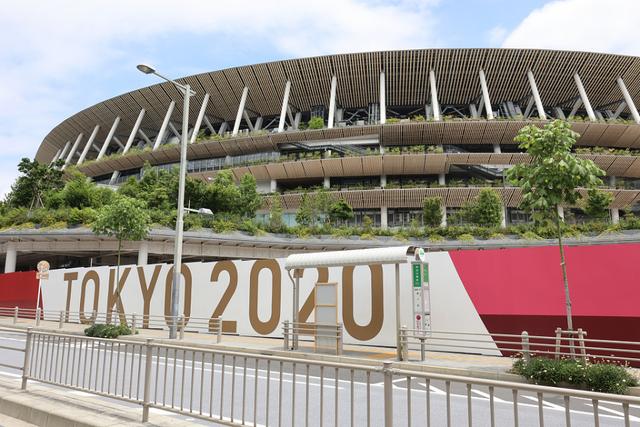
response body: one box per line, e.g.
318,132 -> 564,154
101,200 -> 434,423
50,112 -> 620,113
0,331 -> 638,426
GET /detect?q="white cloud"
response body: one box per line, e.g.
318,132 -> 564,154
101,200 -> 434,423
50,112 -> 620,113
487,26 -> 507,46
0,0 -> 441,198
501,0 -> 640,55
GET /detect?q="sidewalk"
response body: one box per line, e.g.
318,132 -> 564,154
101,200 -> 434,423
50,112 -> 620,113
0,316 -> 518,381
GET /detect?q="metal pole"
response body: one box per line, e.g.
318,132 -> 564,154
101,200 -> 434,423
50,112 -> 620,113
142,339 -> 153,422
293,276 -> 299,350
521,331 -> 530,362
13,306 -> 18,324
21,328 -> 33,390
169,84 -> 190,339
383,361 -> 393,427
395,263 -> 402,360
35,277 -> 42,316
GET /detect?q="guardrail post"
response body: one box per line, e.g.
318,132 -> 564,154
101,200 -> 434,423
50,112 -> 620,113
420,337 -> 426,362
179,315 -> 185,340
141,339 -> 153,422
21,328 -> 33,390
58,311 -> 64,329
383,361 -> 394,427
91,310 -> 97,325
13,306 -> 18,324
337,323 -> 343,356
577,328 -> 587,363
399,326 -> 409,361
131,313 -> 137,335
283,320 -> 290,350
554,327 -> 562,360
35,308 -> 41,326
521,331 -> 530,362
216,318 -> 222,344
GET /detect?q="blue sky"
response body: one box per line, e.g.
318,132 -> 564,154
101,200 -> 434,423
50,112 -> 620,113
0,0 -> 637,197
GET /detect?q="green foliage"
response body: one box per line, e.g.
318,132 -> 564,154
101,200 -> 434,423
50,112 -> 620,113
512,357 -> 637,394
460,188 -> 503,227
507,120 -> 605,212
295,193 -> 315,227
238,174 -> 262,218
307,117 -> 325,130
6,158 -> 64,209
583,189 -> 613,220
269,195 -> 284,231
68,207 -> 97,226
362,215 -> 374,233
457,233 -> 474,241
207,170 -> 241,214
422,197 -> 443,227
329,198 -> 354,224
314,189 -> 332,224
84,323 -> 133,339
92,195 -> 151,243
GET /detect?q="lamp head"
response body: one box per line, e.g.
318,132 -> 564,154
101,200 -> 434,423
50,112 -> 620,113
136,63 -> 156,75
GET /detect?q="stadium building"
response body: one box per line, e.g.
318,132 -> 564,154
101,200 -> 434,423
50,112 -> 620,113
4,48 -> 640,271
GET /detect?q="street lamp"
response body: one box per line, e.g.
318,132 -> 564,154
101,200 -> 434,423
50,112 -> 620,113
138,63 -> 195,339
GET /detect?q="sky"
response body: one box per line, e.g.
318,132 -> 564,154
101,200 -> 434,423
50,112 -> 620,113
1,0 -> 638,198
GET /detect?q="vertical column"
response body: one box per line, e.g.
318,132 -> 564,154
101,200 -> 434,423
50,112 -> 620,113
616,77 -> 640,124
609,175 -> 616,187
379,70 -> 386,124
154,101 -> 176,150
138,241 -> 149,266
97,116 -> 121,160
49,148 -> 62,165
501,206 -> 508,228
573,73 -> 596,122
440,207 -> 447,227
438,173 -> 446,186
62,133 -> 84,169
380,175 -> 387,188
429,70 -> 441,121
270,179 -> 277,193
557,206 -> 565,221
328,75 -> 337,129
381,206 -> 388,229
278,81 -> 291,133
4,242 -> 16,274
57,141 -> 71,164
527,70 -> 546,120
110,109 -> 146,184
232,87 -> 248,136
479,69 -> 494,120
611,208 -> 620,225
493,144 -> 501,154
190,93 -> 210,143
323,177 -> 330,189
77,125 -> 100,165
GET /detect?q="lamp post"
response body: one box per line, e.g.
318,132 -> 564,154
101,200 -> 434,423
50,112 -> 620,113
137,64 -> 195,339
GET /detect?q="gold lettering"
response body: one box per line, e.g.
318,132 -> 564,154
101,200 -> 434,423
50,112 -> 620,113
107,267 -> 130,324
342,264 -> 384,341
164,265 -> 192,327
63,272 -> 78,322
249,260 -> 281,335
79,270 -> 100,324
137,265 -> 162,328
293,267 -> 329,323
210,261 -> 238,333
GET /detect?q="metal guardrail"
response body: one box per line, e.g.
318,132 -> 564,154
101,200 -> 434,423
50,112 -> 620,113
282,320 -> 343,355
0,327 -> 637,426
400,326 -> 640,366
0,306 -> 222,343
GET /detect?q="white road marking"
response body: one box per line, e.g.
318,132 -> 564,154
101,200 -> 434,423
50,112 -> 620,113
471,389 -> 507,402
587,403 -> 640,422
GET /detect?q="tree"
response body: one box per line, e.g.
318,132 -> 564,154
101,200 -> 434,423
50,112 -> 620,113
329,198 -> 354,225
61,170 -> 94,208
314,188 -> 333,224
238,174 -> 262,218
295,193 -> 315,227
422,197 -> 443,227
583,189 -> 613,220
269,195 -> 284,230
463,188 -> 503,228
506,120 -> 605,330
92,195 -> 151,321
206,170 -> 241,214
6,158 -> 64,210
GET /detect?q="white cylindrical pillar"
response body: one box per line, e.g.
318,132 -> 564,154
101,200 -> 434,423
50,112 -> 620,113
440,207 -> 447,227
429,69 -> 441,121
4,243 -> 17,274
270,179 -> 277,193
479,69 -> 494,120
97,116 -> 121,160
573,73 -> 596,122
527,70 -> 546,120
557,206 -> 565,220
154,101 -> 176,150
77,125 -> 100,164
493,143 -> 501,154
138,241 -> 149,266
278,81 -> 291,133
63,133 -> 84,168
616,77 -> 640,124
501,207 -> 508,228
611,208 -> 620,224
438,173 -> 446,186
379,70 -> 386,124
381,206 -> 388,229
328,75 -> 337,129
380,175 -> 387,188
323,177 -> 330,189
232,87 -> 248,136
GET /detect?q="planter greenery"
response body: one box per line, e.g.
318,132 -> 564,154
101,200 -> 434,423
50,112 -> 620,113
512,357 -> 638,395
84,323 -> 133,339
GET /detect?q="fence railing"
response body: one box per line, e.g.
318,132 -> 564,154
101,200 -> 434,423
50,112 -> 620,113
400,326 -> 640,366
282,320 -> 343,355
1,327 -> 638,426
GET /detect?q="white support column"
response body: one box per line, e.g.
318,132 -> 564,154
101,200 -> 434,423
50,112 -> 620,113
4,242 -> 16,274
493,143 -> 501,154
270,179 -> 277,193
294,112 -> 301,130
328,75 -> 337,129
611,208 -> 620,224
190,93 -> 210,143
557,205 -> 565,221
77,125 -> 100,165
168,122 -> 181,139
255,117 -> 263,131
137,129 -> 152,146
203,116 -> 216,134
616,77 -> 640,124
97,116 -> 121,160
438,173 -> 446,186
323,177 -> 330,189
441,207 -> 447,227
380,175 -> 387,188
429,69 -> 441,121
49,148 -> 62,165
232,87 -> 248,137
527,70 -> 546,120
479,69 -> 494,120
612,102 -> 627,119
278,81 -> 291,133
379,70 -> 386,124
501,206 -> 507,228
609,175 -> 616,187
62,133 -> 84,169
218,122 -> 229,135
57,141 -> 71,164
154,101 -> 175,150
573,73 -> 596,122
138,241 -> 149,266
381,206 -> 388,229
242,110 -> 255,131
113,136 -> 125,150
110,109 -> 146,184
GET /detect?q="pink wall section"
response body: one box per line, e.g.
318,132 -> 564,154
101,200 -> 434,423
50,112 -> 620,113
449,243 -> 640,317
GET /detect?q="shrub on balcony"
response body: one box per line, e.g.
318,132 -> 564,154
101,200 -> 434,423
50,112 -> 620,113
307,117 -> 324,130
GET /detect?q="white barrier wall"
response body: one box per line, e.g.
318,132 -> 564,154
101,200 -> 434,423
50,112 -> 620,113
42,253 -> 495,348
